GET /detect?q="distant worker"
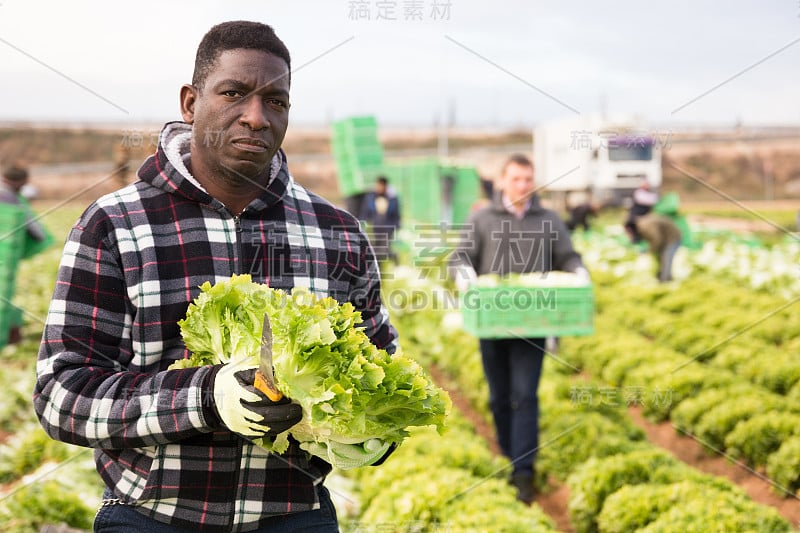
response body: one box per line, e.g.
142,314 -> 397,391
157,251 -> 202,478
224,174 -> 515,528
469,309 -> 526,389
625,178 -> 659,243
635,213 -> 682,282
0,164 -> 52,343
1,164 -> 49,244
360,176 -> 401,263
566,201 -> 599,232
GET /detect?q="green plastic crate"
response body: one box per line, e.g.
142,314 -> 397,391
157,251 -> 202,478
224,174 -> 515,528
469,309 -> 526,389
331,116 -> 386,196
336,166 -> 384,197
451,166 -> 481,225
461,285 -> 594,339
332,115 -> 378,130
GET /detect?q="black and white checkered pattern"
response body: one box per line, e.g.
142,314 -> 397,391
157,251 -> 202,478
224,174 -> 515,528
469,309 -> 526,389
34,122 -> 397,531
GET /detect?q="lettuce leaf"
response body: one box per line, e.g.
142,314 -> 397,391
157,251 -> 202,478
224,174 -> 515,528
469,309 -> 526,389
175,274 -> 451,465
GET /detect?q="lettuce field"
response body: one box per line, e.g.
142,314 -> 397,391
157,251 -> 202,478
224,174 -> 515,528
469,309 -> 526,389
1,204 -> 799,532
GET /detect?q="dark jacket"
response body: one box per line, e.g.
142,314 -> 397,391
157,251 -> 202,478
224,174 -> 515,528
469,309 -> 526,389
449,192 -> 584,277
360,188 -> 400,231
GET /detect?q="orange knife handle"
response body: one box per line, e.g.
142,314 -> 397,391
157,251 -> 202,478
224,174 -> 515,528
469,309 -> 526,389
254,370 -> 283,402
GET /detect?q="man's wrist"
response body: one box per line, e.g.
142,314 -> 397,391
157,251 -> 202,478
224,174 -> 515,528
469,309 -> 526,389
201,364 -> 224,428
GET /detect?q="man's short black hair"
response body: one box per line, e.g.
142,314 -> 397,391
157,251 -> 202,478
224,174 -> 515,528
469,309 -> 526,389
192,21 -> 291,89
377,176 -> 389,185
3,165 -> 28,182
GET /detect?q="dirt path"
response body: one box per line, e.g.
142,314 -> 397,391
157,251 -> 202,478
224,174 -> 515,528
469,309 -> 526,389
428,364 -> 574,532
427,365 -> 498,455
628,406 -> 800,528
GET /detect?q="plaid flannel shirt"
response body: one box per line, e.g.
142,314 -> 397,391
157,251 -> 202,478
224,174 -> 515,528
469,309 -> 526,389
33,122 -> 397,532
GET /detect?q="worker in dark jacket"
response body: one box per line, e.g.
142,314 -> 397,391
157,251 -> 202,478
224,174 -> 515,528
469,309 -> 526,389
566,201 -> 599,232
360,176 -> 401,263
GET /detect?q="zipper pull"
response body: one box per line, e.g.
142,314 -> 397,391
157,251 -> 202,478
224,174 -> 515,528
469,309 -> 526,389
233,215 -> 243,233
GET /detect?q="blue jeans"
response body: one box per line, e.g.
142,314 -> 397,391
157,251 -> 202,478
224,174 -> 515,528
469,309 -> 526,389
479,337 -> 545,476
94,486 -> 338,532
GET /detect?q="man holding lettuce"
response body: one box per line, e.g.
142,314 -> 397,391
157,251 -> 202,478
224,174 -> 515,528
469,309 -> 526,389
34,21 -> 397,532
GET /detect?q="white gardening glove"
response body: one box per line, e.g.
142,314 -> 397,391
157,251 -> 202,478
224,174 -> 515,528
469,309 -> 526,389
210,359 -> 301,438
454,265 -> 477,293
301,439 -> 394,470
573,267 -> 591,284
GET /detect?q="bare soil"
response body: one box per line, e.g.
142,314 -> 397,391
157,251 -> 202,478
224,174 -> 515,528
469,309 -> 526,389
628,406 -> 800,529
429,363 -> 800,532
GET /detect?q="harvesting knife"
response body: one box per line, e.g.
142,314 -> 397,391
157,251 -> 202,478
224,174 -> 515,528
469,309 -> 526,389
254,314 -> 283,402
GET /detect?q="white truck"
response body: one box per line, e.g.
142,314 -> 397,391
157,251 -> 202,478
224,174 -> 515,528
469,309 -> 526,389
533,114 -> 663,208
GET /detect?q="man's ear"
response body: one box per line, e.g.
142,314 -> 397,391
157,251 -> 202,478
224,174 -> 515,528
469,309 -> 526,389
180,84 -> 198,124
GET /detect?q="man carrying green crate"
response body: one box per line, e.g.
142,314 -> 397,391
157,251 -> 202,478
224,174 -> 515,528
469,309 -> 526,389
448,154 -> 589,504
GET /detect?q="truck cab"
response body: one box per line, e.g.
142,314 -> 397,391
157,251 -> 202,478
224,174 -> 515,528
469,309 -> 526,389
533,114 -> 663,210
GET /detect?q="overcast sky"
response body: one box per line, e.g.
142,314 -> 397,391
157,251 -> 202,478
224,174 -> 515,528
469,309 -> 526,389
0,1 -> 798,129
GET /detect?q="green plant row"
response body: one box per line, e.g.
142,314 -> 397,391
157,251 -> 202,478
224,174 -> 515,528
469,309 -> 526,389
381,271 -> 794,532
342,417 -> 557,532
597,275 -> 800,397
570,271 -> 800,493
570,450 -> 790,533
0,206 -> 104,532
563,318 -> 800,496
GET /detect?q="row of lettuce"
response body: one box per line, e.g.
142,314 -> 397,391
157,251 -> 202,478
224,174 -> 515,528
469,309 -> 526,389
562,271 -> 800,494
0,239 -> 102,532
344,269 -> 795,532
571,228 -> 800,298
1,219 -> 797,531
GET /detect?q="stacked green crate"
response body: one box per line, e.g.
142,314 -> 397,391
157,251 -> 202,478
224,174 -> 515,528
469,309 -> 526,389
382,160 -> 480,227
405,158 -> 442,226
0,204 -> 26,348
451,166 -> 480,226
330,116 -> 385,197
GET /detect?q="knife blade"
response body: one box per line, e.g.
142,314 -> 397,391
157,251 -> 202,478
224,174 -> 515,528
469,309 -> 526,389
254,313 -> 283,402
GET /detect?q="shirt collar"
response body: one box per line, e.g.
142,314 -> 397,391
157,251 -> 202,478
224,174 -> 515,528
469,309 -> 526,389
502,193 -> 531,219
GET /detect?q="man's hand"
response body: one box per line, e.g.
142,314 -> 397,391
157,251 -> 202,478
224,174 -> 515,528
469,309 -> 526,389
210,359 -> 301,438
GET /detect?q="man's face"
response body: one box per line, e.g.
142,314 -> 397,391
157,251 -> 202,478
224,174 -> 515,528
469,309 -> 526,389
500,162 -> 535,206
181,49 -> 290,183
